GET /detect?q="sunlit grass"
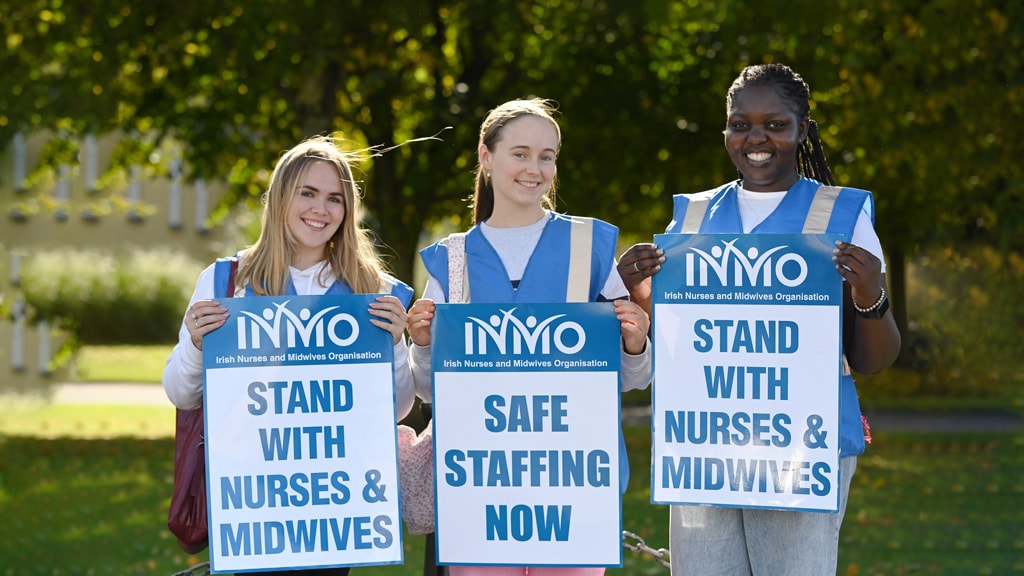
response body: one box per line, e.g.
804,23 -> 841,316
839,432 -> 1024,575
4,408 -> 1018,575
72,344 -> 173,383
4,346 -> 1023,576
0,404 -> 175,438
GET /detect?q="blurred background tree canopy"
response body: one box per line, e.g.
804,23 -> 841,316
2,0 -> 1022,382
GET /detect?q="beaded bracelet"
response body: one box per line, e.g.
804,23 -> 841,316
852,286 -> 886,313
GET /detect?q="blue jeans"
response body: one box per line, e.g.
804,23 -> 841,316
669,456 -> 857,576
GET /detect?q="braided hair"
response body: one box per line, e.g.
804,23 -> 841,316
727,63 -> 835,186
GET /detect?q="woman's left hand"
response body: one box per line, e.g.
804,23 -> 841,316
369,295 -> 408,344
184,300 -> 228,351
615,299 -> 649,355
832,240 -> 884,308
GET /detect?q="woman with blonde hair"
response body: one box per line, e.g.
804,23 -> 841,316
163,136 -> 414,576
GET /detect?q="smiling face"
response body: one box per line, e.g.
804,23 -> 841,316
724,83 -> 809,192
479,114 -> 558,225
285,160 -> 345,269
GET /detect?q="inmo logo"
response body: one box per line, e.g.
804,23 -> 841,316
464,308 -> 585,355
685,239 -> 808,288
235,301 -> 359,349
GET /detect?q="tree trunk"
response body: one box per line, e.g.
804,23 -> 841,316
888,242 -> 911,367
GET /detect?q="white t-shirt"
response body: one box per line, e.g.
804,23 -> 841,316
736,186 -> 887,272
410,212 -> 651,402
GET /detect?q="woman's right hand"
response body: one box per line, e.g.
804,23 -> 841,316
185,299 -> 229,351
616,243 -> 663,314
406,298 -> 436,347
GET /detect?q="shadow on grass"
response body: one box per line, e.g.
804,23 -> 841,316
0,435 -> 207,575
2,429 -> 1022,575
0,435 -> 433,576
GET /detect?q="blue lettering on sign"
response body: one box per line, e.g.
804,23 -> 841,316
663,411 -> 791,447
660,457 -> 830,494
258,425 -> 346,460
485,504 -> 572,542
483,394 -> 569,432
247,380 -> 353,415
217,515 -> 394,556
443,449 -> 610,487
702,365 -> 789,400
692,319 -> 799,354
220,472 -> 350,509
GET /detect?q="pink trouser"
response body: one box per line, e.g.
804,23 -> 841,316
448,568 -> 604,576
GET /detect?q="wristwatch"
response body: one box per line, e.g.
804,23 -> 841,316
854,287 -> 890,319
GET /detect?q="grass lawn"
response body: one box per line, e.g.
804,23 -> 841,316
6,346 -> 1020,574
70,344 -> 173,383
0,402 -> 1021,575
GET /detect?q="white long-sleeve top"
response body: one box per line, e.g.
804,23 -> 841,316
162,260 -> 415,421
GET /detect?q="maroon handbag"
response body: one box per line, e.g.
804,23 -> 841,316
167,256 -> 236,553
167,407 -> 207,553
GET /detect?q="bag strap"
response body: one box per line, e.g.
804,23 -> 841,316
213,256 -> 239,299
227,259 -> 237,298
447,233 -> 468,304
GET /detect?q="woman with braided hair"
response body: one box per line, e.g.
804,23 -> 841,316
619,63 -> 900,575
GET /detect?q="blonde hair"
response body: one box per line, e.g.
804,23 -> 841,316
236,136 -> 387,295
472,98 -> 561,223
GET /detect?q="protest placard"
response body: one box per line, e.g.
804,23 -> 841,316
431,302 -> 623,567
651,234 -> 843,512
202,294 -> 402,573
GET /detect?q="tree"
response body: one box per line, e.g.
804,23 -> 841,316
813,0 -> 1024,362
1,0 -> 749,283
3,0 -> 1020,311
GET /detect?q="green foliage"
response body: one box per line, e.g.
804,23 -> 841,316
912,246 -> 1024,393
3,0 -> 1022,393
820,0 -> 1024,255
20,249 -> 203,345
6,0 -> 1022,270
858,245 -> 1024,401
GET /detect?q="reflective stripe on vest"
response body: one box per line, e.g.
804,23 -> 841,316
566,216 -> 594,303
678,184 -> 852,374
446,217 -> 595,304
802,185 -> 843,234
679,191 -> 717,233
